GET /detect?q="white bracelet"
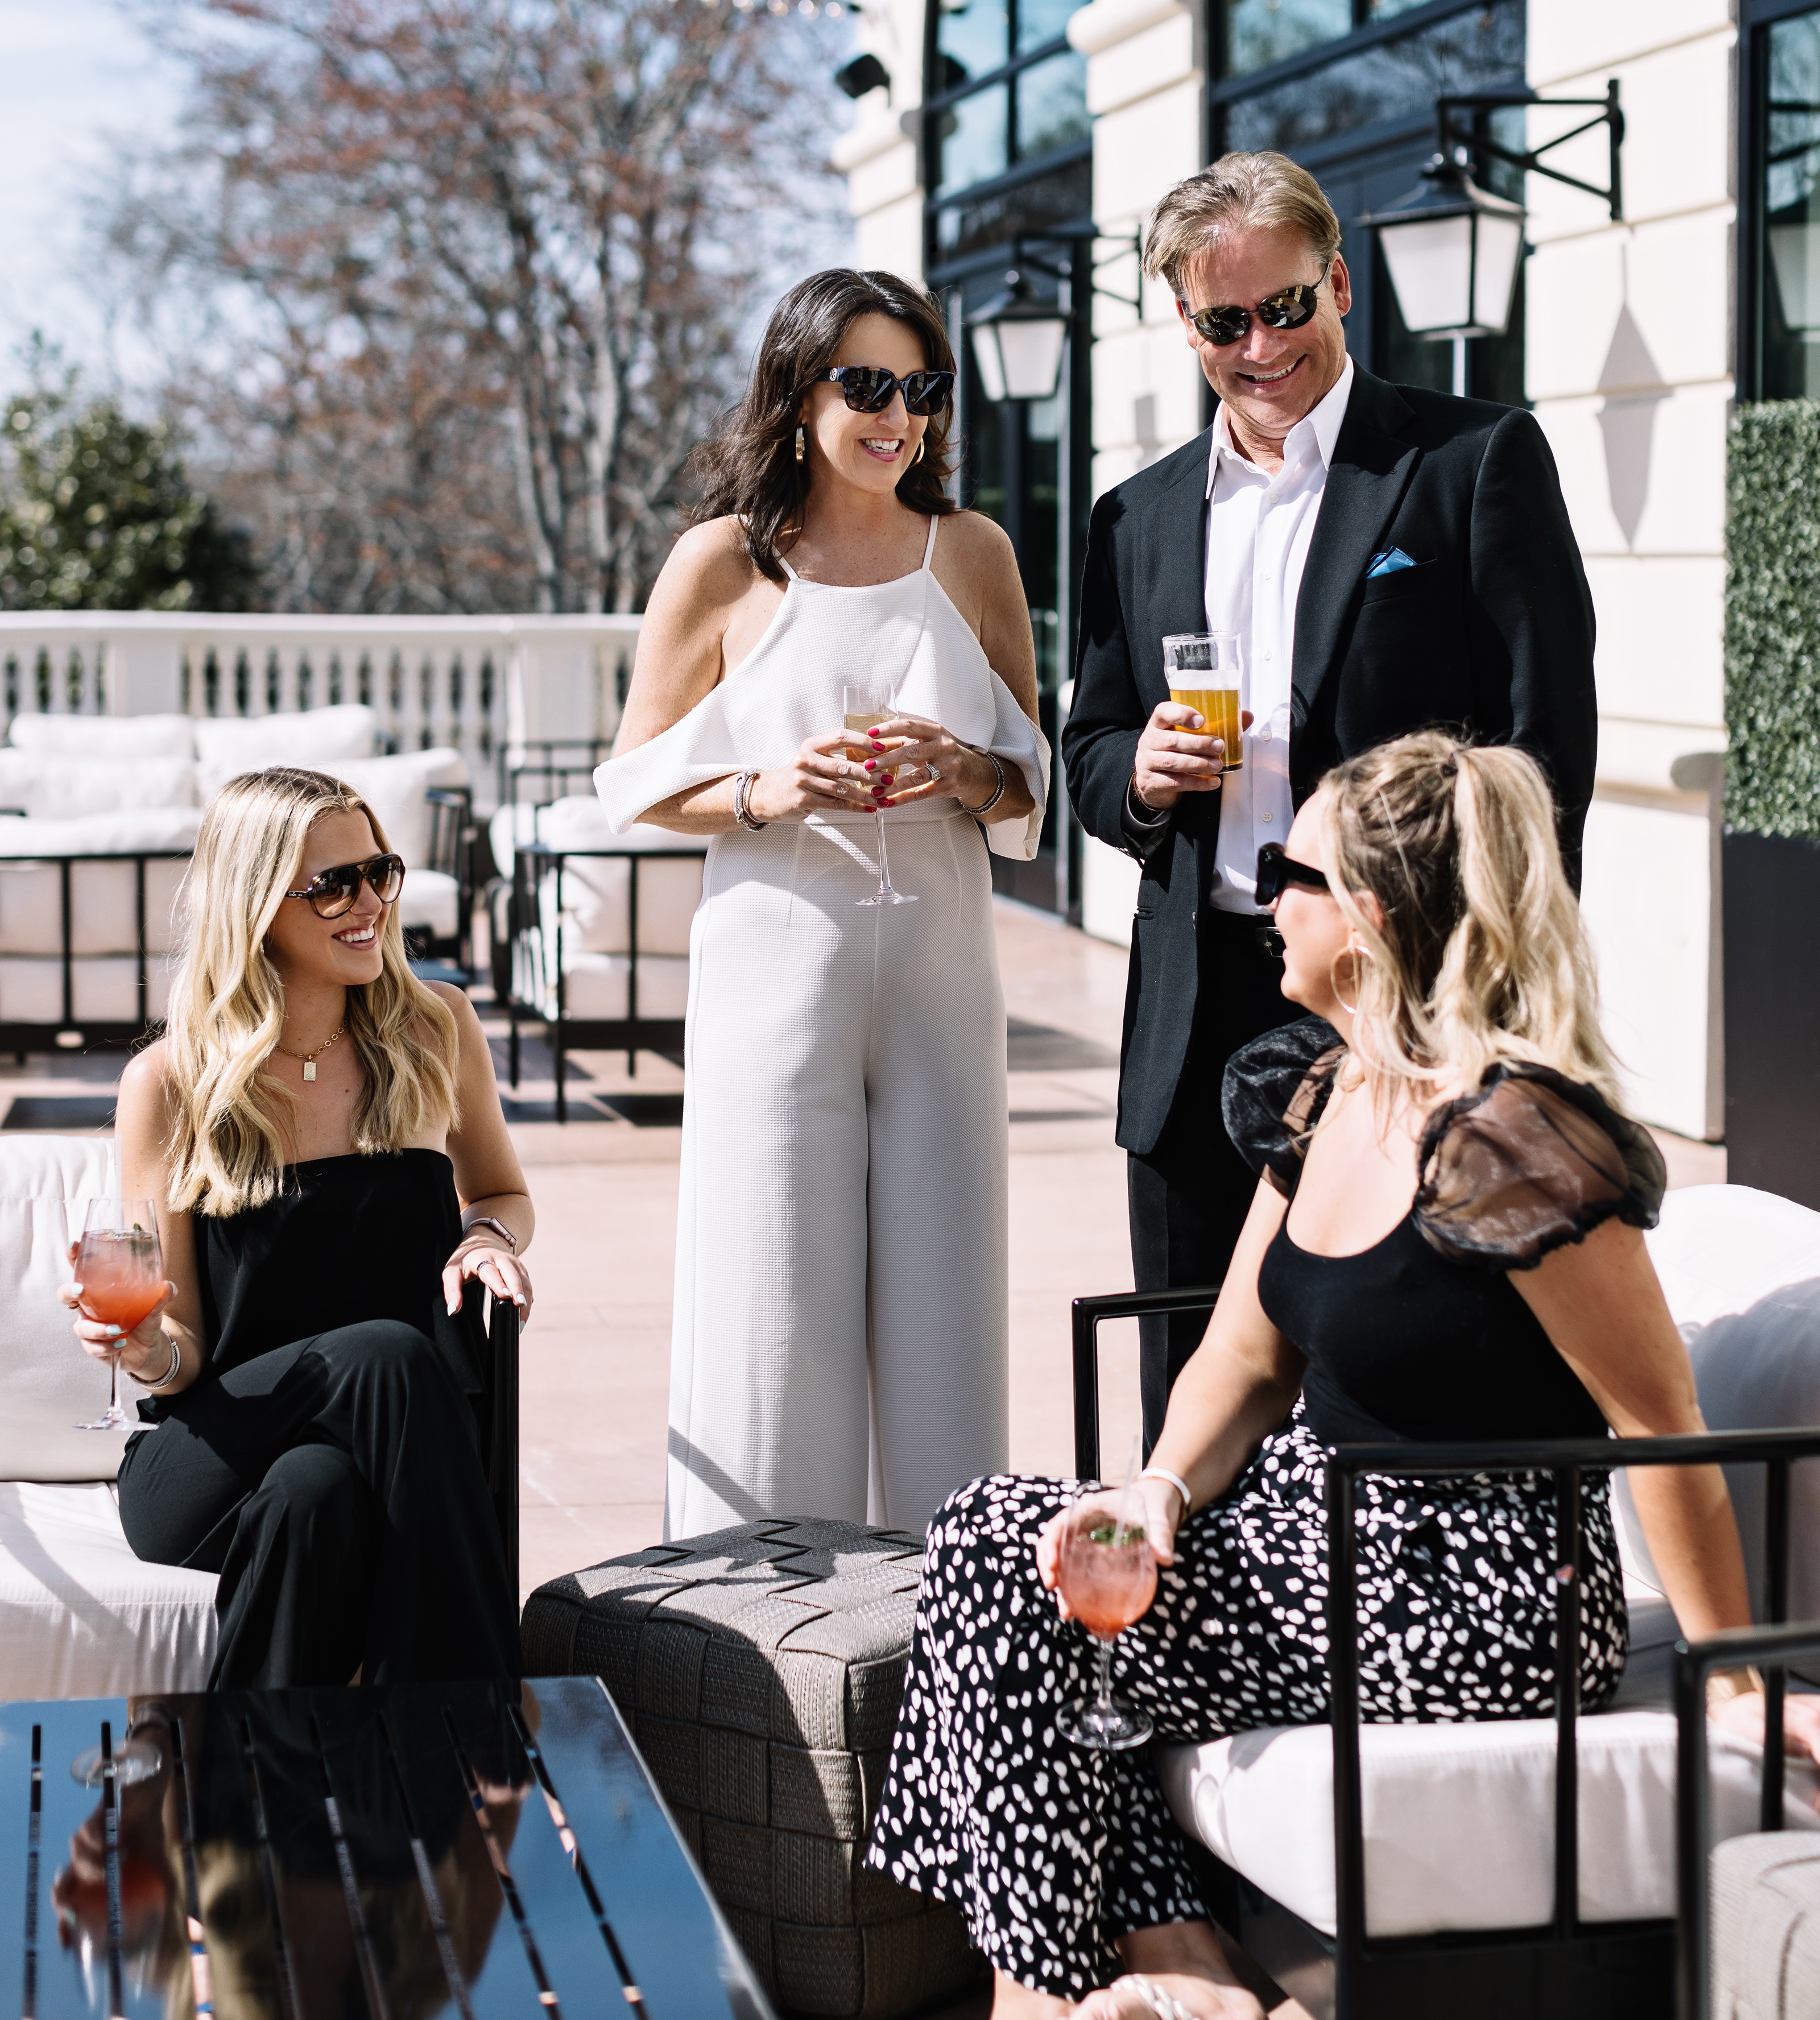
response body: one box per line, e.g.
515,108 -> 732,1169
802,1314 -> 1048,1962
1138,1466 -> 1193,1518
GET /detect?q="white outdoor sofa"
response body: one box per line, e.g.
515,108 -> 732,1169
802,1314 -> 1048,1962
1071,1181 -> 1820,2020
0,705 -> 472,1048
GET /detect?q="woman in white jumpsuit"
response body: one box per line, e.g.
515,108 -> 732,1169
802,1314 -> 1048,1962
595,270 -> 1048,1539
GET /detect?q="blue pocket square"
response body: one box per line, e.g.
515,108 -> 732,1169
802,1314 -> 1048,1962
1367,547 -> 1418,578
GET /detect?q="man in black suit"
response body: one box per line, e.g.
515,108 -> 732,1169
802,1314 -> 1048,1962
1061,152 -> 1596,1448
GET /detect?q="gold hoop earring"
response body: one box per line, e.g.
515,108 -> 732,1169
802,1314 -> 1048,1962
795,424 -> 806,463
1333,943 -> 1363,1016
912,437 -> 925,466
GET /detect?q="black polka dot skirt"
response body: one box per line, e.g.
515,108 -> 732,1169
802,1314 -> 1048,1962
863,1407 -> 1628,1998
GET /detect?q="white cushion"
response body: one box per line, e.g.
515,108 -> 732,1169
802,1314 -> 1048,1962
0,808 -> 202,858
490,801 -> 545,875
0,1482 -> 216,1697
315,748 -> 468,871
536,798 -> 702,956
511,933 -> 690,1021
7,714 -> 196,760
0,857 -> 188,958
399,866 -> 461,941
1160,1597 -> 1820,1939
0,754 -> 196,820
0,1135 -> 134,1481
0,957 -> 172,1026
191,703 -> 377,775
1713,1832 -> 1820,2020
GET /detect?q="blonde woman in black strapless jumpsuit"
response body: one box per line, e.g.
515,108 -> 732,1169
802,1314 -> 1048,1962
64,766 -> 532,1688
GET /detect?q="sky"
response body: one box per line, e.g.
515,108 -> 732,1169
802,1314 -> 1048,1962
0,0 -> 191,389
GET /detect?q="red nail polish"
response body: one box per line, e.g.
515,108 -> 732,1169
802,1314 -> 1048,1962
864,760 -> 877,772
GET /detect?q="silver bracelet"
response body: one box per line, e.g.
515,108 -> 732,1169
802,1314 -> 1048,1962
463,1215 -> 518,1255
733,771 -> 768,831
962,750 -> 1006,816
131,1333 -> 183,1392
1138,1465 -> 1193,1518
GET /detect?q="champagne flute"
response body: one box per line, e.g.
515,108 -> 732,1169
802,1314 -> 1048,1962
72,1199 -> 165,1432
841,678 -> 917,906
1055,1436 -> 1159,1751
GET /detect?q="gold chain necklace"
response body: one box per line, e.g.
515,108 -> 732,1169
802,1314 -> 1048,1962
274,1021 -> 346,1082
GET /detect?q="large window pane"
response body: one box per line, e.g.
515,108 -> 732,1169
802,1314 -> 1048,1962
937,86 -> 1009,194
934,155 -> 1092,258
1017,0 -> 1076,54
1225,0 -> 1352,78
1763,9 -> 1820,400
1016,50 -> 1089,160
937,0 -> 1009,89
1225,0 -> 1523,153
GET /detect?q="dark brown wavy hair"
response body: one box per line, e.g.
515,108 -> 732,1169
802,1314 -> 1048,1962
689,269 -> 958,582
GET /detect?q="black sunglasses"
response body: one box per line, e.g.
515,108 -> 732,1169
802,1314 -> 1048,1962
1181,266 -> 1330,348
286,852 -> 406,920
820,366 -> 955,416
1255,842 -> 1329,908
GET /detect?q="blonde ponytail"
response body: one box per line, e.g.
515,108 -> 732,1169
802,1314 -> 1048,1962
1316,731 -> 1618,1107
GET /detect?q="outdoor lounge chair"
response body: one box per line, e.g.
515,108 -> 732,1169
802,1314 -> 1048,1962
1071,1181 -> 1820,2019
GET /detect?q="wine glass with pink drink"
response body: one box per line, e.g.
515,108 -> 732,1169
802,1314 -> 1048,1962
1055,1438 -> 1159,1751
72,1199 -> 165,1432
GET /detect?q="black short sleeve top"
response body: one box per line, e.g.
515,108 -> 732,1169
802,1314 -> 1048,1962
1222,1017 -> 1666,1446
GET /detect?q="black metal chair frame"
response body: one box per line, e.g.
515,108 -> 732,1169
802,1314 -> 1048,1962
0,848 -> 193,1061
413,784 -> 477,977
1072,1284 -> 1820,2020
502,840 -> 704,1119
496,737 -> 613,814
474,1282 -> 520,1596
1676,1617 -> 1820,2020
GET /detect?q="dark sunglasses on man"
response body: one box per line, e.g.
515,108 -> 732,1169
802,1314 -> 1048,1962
1255,841 -> 1329,908
1180,264 -> 1330,349
819,366 -> 956,416
286,852 -> 407,920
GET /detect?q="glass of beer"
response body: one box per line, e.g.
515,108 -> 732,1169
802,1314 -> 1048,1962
1163,631 -> 1244,771
72,1198 -> 166,1431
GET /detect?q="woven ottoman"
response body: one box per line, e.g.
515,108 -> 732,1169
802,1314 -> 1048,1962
520,1518 -> 983,2018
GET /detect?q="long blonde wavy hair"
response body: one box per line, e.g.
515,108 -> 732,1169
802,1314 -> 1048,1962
162,767 -> 460,1216
1316,731 -> 1619,1109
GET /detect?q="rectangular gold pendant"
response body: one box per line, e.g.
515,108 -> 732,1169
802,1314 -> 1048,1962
303,1061 -> 316,1082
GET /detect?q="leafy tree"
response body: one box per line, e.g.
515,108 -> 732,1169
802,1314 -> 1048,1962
0,380 -> 259,611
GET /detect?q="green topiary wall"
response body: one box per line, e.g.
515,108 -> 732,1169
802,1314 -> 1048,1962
1726,399 -> 1820,840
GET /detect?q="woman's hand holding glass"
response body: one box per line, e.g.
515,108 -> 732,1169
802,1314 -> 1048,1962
741,731 -> 899,822
1036,1475 -> 1181,1613
862,714 -> 999,811
59,1254 -> 177,1382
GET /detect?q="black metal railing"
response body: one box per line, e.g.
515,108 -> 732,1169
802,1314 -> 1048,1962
504,840 -> 704,1117
1070,1284 -> 1820,2019
496,737 -> 613,816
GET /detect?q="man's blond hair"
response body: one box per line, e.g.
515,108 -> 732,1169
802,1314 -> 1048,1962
1143,152 -> 1342,296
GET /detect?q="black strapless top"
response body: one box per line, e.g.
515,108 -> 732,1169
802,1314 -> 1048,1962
139,1149 -> 483,1422
1224,1019 -> 1667,1447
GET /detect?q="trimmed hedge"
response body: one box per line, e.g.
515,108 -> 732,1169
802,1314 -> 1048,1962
1726,399 -> 1820,839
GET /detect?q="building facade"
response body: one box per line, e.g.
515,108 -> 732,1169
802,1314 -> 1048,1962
838,0 -> 1785,1145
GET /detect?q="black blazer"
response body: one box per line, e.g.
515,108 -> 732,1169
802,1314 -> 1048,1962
1061,365 -> 1597,1157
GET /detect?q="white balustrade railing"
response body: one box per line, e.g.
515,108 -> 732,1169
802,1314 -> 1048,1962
0,613 -> 643,813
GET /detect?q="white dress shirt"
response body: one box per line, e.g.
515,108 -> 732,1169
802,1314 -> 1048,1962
1203,354 -> 1354,913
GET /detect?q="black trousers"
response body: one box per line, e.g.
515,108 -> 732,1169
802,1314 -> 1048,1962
115,1320 -> 522,1690
1128,909 -> 1301,1452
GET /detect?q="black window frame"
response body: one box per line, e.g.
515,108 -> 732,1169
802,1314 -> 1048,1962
1739,0 -> 1820,402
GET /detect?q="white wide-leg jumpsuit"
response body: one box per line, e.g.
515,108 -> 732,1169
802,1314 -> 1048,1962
594,518 -> 1049,1537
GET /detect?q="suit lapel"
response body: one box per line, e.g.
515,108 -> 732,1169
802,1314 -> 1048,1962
1137,430 -> 1214,703
1292,368 -> 1421,722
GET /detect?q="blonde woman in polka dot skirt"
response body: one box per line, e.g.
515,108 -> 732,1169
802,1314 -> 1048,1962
866,732 -> 1820,2015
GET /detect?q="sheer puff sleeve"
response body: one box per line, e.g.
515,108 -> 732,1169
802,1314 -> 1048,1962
1414,1065 -> 1666,1270
1221,1016 -> 1346,1198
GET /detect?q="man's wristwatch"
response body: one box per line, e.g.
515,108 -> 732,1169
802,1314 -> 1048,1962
464,1215 -> 519,1254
